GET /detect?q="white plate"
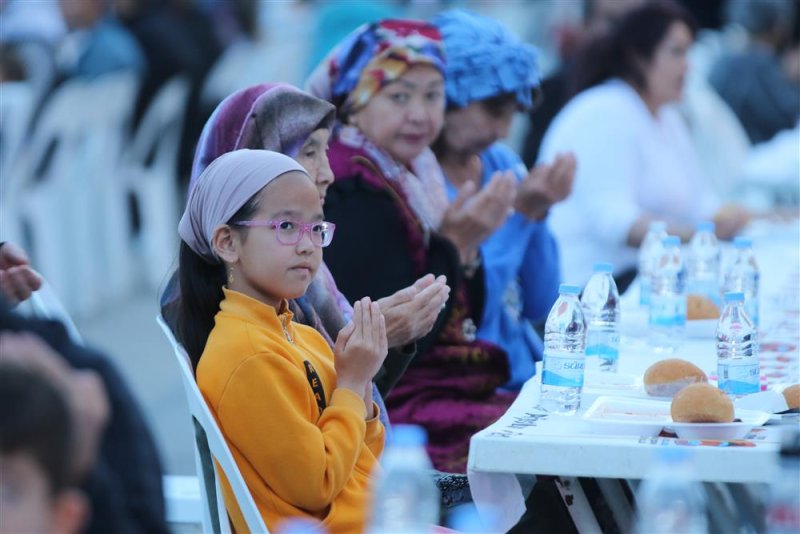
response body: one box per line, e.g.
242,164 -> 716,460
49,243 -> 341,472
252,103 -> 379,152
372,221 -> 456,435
582,396 -> 671,437
685,319 -> 717,338
667,409 -> 771,440
583,397 -> 771,439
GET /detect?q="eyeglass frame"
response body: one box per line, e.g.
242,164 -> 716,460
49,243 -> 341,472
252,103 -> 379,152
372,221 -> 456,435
230,219 -> 336,247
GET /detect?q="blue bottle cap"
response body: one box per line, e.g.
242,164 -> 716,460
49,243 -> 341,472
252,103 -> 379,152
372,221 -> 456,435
696,221 -> 715,233
389,424 -> 427,447
559,284 -> 581,295
724,292 -> 745,302
593,262 -> 613,273
649,220 -> 667,232
733,236 -> 752,249
656,447 -> 691,464
662,235 -> 680,247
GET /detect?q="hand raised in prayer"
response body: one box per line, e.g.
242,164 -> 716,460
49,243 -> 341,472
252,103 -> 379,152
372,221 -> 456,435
714,203 -> 750,240
377,274 -> 450,348
334,298 -> 387,405
515,152 -> 576,221
438,170 -> 517,263
0,242 -> 43,305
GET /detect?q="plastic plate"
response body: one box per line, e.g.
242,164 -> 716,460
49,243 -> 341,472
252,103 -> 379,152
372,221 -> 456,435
582,396 -> 671,437
666,409 -> 771,440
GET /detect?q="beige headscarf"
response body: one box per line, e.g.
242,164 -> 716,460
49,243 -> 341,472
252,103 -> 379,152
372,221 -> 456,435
178,149 -> 309,263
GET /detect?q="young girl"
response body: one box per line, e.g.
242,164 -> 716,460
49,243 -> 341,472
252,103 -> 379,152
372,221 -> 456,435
175,149 -> 387,532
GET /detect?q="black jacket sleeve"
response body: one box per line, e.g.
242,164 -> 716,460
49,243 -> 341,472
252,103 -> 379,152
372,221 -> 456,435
0,304 -> 169,534
323,175 -> 484,365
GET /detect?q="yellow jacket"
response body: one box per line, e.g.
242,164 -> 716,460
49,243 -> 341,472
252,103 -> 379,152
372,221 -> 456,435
197,288 -> 384,533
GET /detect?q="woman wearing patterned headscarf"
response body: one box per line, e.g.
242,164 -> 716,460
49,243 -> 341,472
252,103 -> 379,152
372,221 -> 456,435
307,19 -> 517,473
163,83 -> 449,398
431,10 -> 576,390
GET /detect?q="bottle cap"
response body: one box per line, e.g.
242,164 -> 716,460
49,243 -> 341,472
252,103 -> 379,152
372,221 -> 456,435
593,262 -> 613,273
733,236 -> 752,249
559,284 -> 581,295
448,503 -> 499,532
656,446 -> 691,464
649,220 -> 667,232
662,235 -> 680,247
390,424 -> 428,447
696,221 -> 715,233
724,292 -> 745,302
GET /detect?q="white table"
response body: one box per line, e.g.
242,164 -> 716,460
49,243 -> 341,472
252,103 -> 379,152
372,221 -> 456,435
468,219 -> 800,532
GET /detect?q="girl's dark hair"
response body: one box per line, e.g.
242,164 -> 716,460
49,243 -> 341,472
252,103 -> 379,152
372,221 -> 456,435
175,195 -> 261,369
569,0 -> 698,97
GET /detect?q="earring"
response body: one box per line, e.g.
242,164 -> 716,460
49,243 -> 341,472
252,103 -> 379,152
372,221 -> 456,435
228,270 -> 234,285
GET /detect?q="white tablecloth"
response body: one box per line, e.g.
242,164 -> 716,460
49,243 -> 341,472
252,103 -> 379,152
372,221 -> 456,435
467,219 -> 800,531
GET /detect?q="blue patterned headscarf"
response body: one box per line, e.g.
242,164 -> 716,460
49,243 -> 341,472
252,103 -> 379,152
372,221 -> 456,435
433,9 -> 541,110
306,19 -> 446,118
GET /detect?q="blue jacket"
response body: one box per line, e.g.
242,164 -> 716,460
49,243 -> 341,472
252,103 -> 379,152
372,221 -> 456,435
444,143 -> 561,389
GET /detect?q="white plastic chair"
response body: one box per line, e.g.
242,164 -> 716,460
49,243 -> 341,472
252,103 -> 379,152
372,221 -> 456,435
122,76 -> 190,288
156,315 -> 269,534
12,78 -> 92,315
0,81 -> 36,247
76,71 -> 140,309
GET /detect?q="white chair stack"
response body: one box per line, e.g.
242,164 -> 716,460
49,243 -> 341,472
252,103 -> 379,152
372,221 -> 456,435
3,71 -> 190,319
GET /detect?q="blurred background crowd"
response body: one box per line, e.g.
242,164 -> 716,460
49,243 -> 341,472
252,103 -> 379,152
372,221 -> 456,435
0,0 -> 798,532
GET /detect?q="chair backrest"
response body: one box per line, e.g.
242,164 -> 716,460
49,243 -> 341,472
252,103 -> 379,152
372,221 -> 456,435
0,81 -> 35,194
156,315 -> 269,534
125,75 -> 190,173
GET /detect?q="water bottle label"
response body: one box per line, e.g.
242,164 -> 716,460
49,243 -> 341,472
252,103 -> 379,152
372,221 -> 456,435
718,360 -> 760,395
639,279 -> 651,306
585,330 -> 620,362
542,350 -> 585,388
649,295 -> 687,327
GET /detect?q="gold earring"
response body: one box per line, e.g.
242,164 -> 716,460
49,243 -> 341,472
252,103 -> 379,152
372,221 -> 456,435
228,270 -> 234,285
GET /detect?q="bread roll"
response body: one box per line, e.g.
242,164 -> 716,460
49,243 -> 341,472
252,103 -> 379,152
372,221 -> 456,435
687,294 -> 720,320
644,358 -> 708,397
783,384 -> 800,410
671,383 -> 734,423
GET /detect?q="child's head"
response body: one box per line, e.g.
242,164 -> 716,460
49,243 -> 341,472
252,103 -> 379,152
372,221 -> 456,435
177,150 -> 331,363
0,364 -> 87,534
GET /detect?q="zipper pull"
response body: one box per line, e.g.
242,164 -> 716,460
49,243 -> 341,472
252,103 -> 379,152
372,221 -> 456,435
280,314 -> 294,343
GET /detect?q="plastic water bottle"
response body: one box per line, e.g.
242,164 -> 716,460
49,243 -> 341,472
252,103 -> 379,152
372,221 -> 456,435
635,448 -> 708,534
539,284 -> 586,415
639,221 -> 668,306
649,236 -> 687,351
766,425 -> 800,533
688,221 -> 721,306
370,425 -> 439,533
723,236 -> 760,327
716,291 -> 759,397
581,262 -> 620,373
